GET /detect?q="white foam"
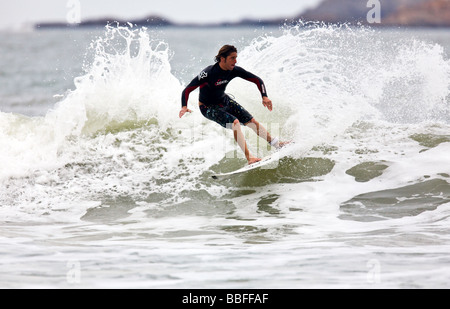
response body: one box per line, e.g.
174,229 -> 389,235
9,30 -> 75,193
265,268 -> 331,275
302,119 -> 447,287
1,24 -> 449,228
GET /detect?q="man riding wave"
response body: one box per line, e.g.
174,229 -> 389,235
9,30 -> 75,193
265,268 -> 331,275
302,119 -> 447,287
179,45 -> 287,165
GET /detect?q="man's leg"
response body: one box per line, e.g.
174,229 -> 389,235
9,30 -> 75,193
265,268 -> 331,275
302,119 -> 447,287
245,118 -> 276,146
232,119 -> 261,165
246,118 -> 291,149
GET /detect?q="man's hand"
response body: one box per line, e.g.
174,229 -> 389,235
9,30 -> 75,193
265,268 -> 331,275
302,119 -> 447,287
262,96 -> 273,112
179,106 -> 192,118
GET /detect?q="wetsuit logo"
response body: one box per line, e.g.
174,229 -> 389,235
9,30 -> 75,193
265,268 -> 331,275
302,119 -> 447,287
198,71 -> 208,80
215,79 -> 229,86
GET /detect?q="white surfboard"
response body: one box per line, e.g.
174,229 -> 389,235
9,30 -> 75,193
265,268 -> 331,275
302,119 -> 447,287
211,143 -> 294,180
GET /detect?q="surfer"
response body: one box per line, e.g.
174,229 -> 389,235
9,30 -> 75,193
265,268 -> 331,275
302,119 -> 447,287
179,45 -> 286,165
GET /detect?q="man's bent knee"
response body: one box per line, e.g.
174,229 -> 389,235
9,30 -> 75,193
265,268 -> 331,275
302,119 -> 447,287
232,119 -> 241,129
245,118 -> 257,126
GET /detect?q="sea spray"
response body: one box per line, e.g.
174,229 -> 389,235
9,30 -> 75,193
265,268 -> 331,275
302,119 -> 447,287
233,23 -> 450,154
1,24 -> 449,220
0,25 -> 227,219
0,25 -> 183,182
56,24 -> 182,135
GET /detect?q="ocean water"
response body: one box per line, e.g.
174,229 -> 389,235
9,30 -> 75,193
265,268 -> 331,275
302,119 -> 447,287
0,23 -> 449,289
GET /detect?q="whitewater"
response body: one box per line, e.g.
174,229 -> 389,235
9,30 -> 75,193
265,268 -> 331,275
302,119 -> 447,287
0,23 -> 449,288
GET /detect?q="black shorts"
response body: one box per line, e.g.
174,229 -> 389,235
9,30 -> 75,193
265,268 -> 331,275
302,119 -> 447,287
199,97 -> 254,129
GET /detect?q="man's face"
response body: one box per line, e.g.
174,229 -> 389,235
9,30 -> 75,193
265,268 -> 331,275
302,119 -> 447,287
222,52 -> 237,70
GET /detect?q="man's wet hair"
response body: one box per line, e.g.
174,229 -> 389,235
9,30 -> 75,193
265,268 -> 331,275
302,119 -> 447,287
215,45 -> 238,62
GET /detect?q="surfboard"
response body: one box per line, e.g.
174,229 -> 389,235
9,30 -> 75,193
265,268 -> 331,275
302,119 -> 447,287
211,142 -> 294,180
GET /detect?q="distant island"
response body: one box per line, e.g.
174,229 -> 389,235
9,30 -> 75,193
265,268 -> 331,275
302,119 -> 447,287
300,0 -> 450,27
35,15 -> 174,29
35,0 -> 450,29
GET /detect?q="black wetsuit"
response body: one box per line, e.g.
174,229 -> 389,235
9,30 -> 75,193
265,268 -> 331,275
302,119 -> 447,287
181,63 -> 268,128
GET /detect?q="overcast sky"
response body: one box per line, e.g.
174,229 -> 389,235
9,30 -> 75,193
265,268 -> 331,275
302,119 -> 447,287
0,0 -> 322,29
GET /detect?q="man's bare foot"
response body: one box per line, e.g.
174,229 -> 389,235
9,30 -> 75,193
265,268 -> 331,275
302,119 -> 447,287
248,157 -> 262,165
